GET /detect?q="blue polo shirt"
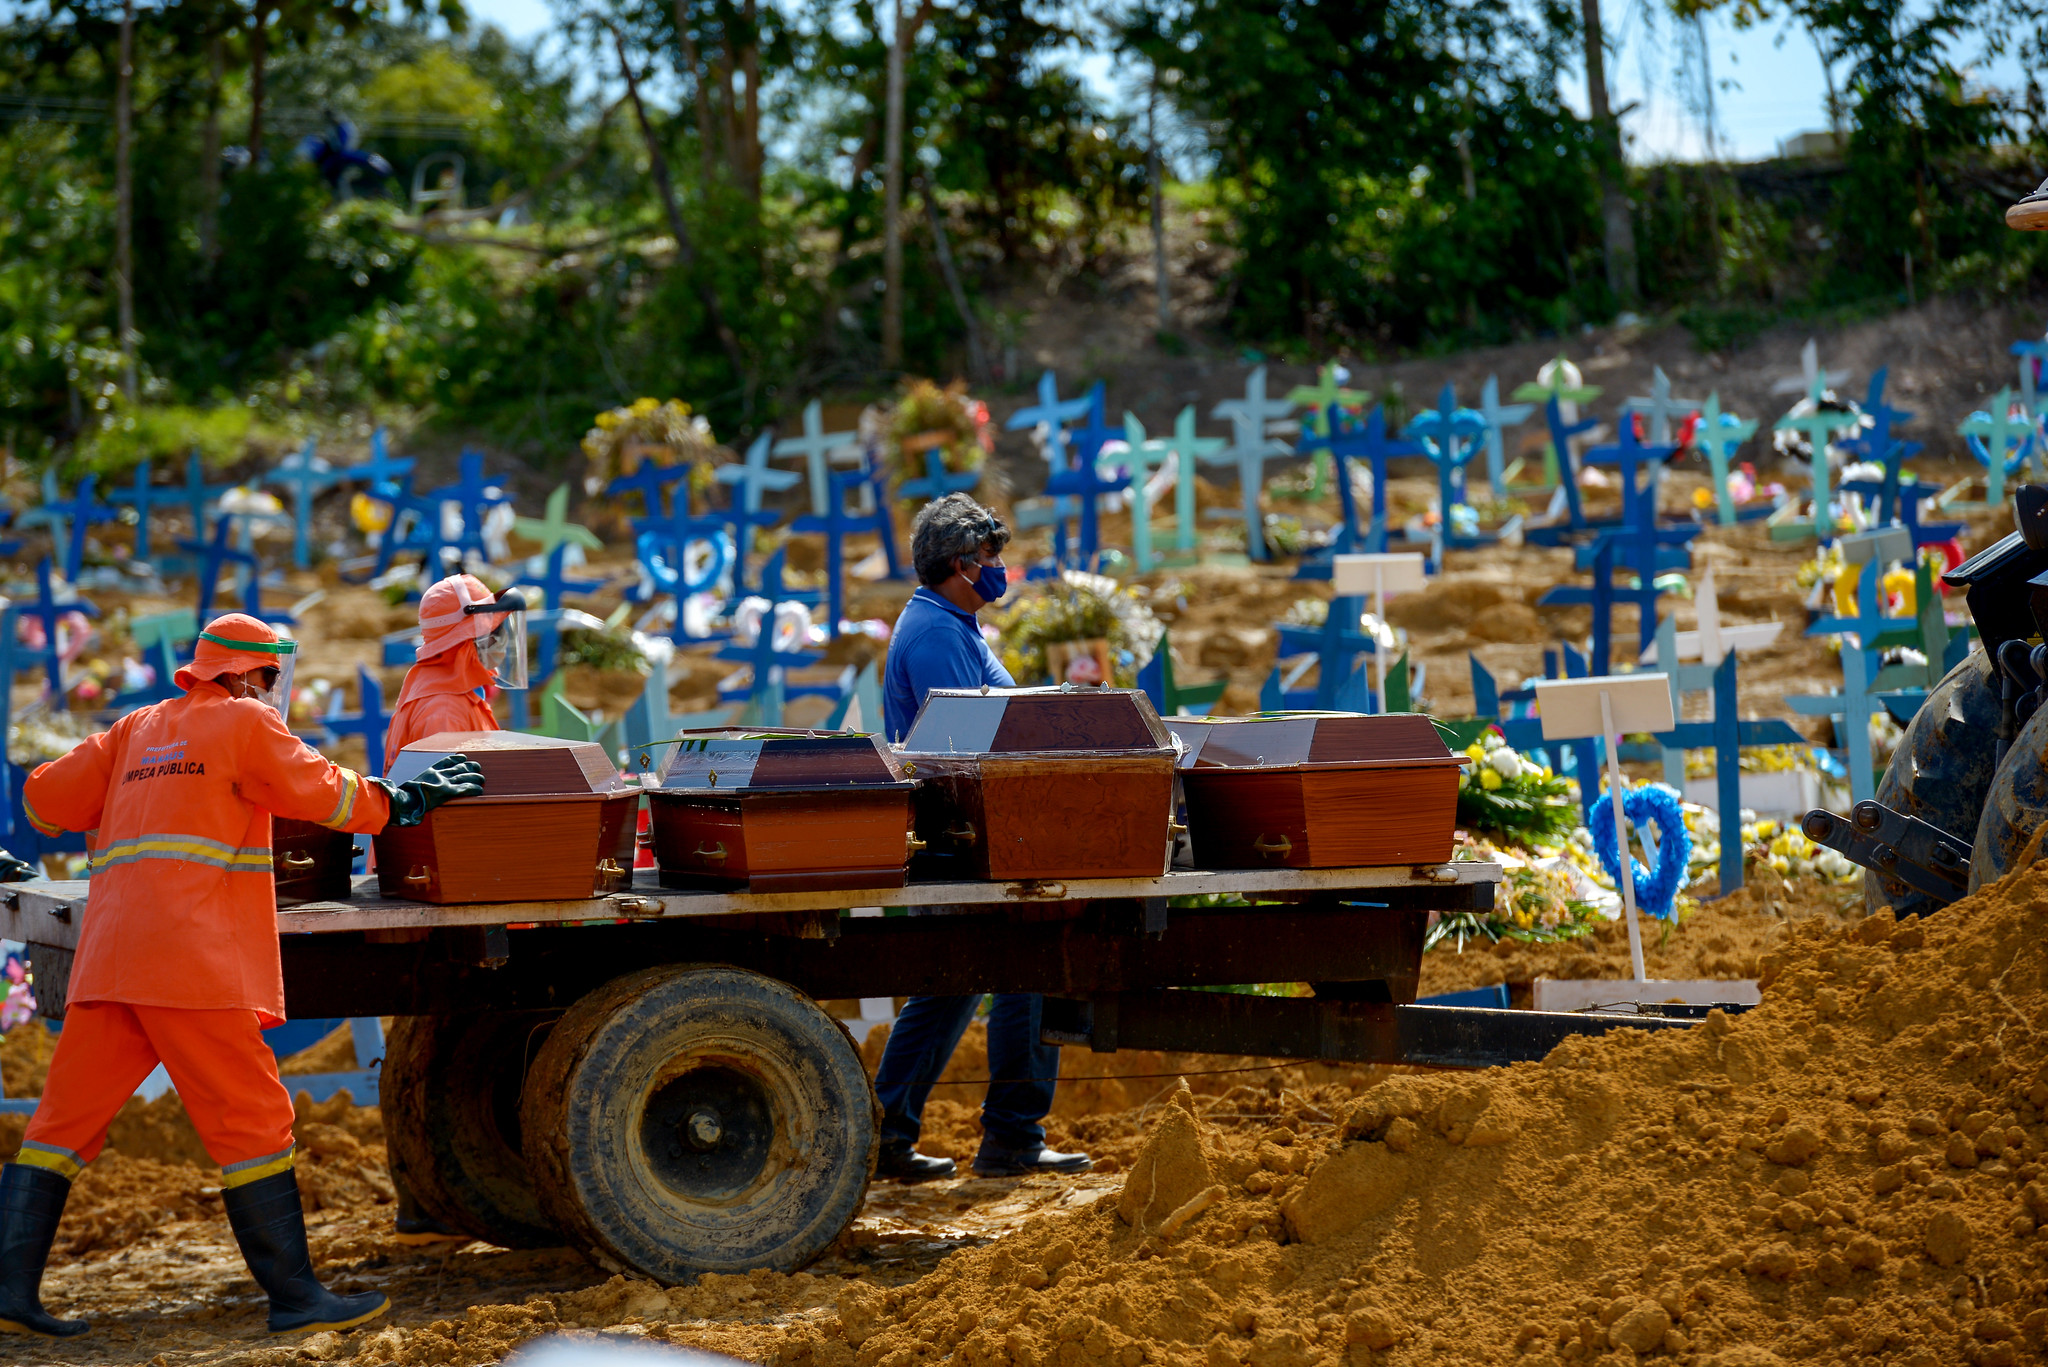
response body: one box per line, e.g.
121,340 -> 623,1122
883,587 -> 1015,742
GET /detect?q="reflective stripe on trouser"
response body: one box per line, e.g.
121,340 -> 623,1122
22,1001 -> 297,1181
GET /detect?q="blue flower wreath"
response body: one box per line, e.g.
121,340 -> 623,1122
1589,783 -> 1692,921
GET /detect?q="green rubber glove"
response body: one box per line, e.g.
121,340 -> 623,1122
380,754 -> 486,829
0,850 -> 38,883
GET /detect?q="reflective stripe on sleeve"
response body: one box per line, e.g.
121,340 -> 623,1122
318,769 -> 362,831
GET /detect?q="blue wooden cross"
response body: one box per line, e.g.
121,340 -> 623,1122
1773,377 -> 1857,541
1652,646 -> 1804,893
108,460 -> 187,567
1004,370 -> 1093,469
715,549 -> 824,727
1324,405 -> 1422,560
1786,641 -> 1884,805
1268,594 -> 1380,711
1539,531 -> 1677,675
1044,383 -> 1128,566
1406,385 -> 1491,554
896,445 -> 982,505
109,610 -> 195,712
427,450 -> 515,567
621,654 -> 740,759
1209,366 -> 1296,562
714,487 -> 788,596
608,459 -> 689,521
179,516 -> 261,620
1521,396 -> 1605,545
320,666 -> 392,778
1621,366 -> 1702,448
356,477 -> 458,586
629,529 -> 733,638
522,541 -> 612,610
1137,628 -> 1227,718
17,559 -> 98,696
266,438 -> 345,569
717,430 -> 801,518
775,400 -> 860,518
180,450 -> 235,540
1476,375 -> 1534,501
790,467 -> 885,635
340,428 -> 415,495
1839,367 -> 1919,524
1693,393 -> 1759,526
857,447 -> 906,581
1836,474 -> 1962,550
1580,413 -> 1679,533
1804,530 -> 1921,651
25,472 -> 120,584
1284,363 -> 1370,499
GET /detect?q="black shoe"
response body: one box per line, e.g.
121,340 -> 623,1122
0,1163 -> 89,1337
875,1145 -> 957,1182
971,1145 -> 1093,1178
222,1169 -> 390,1334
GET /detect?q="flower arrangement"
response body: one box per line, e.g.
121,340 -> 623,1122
1742,816 -> 1859,882
580,397 -> 727,501
1428,837 -> 1603,950
861,379 -> 992,497
1454,728 -> 1578,844
994,571 -> 1161,687
0,952 -> 34,1031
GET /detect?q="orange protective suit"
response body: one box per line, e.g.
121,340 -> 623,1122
17,1003 -> 296,1183
17,614 -> 392,1184
385,647 -> 497,768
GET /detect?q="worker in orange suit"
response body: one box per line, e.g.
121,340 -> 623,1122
385,574 -> 528,769
0,614 -> 484,1340
379,574 -> 525,1243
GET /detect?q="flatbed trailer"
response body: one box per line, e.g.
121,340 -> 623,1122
0,861 -> 1704,1284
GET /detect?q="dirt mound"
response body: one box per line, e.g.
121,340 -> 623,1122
1420,874 -> 1861,997
743,856 -> 2048,1367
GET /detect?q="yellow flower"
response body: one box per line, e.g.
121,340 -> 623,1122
1692,487 -> 1713,509
1480,768 -> 1504,791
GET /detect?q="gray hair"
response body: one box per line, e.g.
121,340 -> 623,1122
910,493 -> 1011,586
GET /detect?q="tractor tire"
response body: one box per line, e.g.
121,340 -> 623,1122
1867,648 -> 2002,915
520,965 -> 877,1284
381,1012 -> 562,1249
1973,679 -> 2048,892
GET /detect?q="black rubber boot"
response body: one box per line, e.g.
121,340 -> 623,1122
876,1144 -> 957,1182
222,1169 -> 389,1334
0,1162 -> 90,1337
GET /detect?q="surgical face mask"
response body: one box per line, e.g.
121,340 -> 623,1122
960,558 -> 1008,604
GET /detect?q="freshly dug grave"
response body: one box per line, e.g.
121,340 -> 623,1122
733,859 -> 2048,1367
1418,874 -> 1862,997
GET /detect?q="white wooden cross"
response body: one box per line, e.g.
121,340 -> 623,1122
1209,365 -> 1296,561
1476,374 -> 1534,500
1770,337 -> 1851,396
775,399 -> 860,517
1623,366 -> 1704,446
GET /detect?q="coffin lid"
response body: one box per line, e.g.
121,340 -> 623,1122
389,730 -> 630,796
657,727 -> 912,792
899,686 -> 1174,755
1165,712 -> 1465,771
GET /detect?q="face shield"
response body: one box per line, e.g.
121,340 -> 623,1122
195,630 -> 298,719
465,588 -> 529,690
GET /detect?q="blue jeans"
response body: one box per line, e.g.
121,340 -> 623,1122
873,993 -> 1059,1155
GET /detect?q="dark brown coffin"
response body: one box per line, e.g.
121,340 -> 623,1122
901,688 -> 1177,880
272,817 -> 355,906
1166,713 -> 1467,868
648,728 -> 915,892
373,731 -> 640,904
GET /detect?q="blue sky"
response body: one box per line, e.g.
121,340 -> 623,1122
460,0 -> 2026,166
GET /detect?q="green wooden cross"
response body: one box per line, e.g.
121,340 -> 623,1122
1122,412 -> 1175,573
1137,627 -> 1228,716
514,484 -> 604,557
1146,405 -> 1226,558
539,670 -> 602,743
1773,379 -> 1856,541
1512,357 -> 1602,493
1695,392 -> 1758,527
1286,363 -> 1370,499
1958,387 -> 2032,508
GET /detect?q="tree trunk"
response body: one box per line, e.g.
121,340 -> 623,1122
200,33 -> 222,260
115,0 -> 136,401
672,0 -> 722,190
613,30 -> 751,404
1580,0 -> 1638,309
918,177 -> 987,382
739,0 -> 761,201
1148,76 -> 1171,334
247,3 -> 269,163
881,0 -> 907,369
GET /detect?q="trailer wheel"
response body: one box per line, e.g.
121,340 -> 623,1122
1868,648 -> 2001,915
520,965 -> 877,1283
382,1012 -> 561,1249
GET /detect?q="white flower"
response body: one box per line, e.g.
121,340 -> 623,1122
1487,748 -> 1524,781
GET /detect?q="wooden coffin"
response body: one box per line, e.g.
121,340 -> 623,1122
272,817 -> 355,906
373,731 -> 639,905
1166,713 -> 1467,868
648,728 -> 916,892
901,687 -> 1177,880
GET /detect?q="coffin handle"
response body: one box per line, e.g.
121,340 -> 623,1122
280,853 -> 317,874
693,843 -> 729,864
944,822 -> 978,847
1251,834 -> 1293,860
404,866 -> 434,889
905,832 -> 928,856
1168,822 -> 1188,840
596,858 -> 628,886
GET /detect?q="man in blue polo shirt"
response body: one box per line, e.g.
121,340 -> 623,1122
873,494 -> 1092,1181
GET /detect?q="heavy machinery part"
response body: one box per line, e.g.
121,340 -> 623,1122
381,1012 -> 560,1249
1864,648 -> 2001,915
1970,682 -> 2048,892
520,965 -> 877,1283
1805,803 -> 1970,908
